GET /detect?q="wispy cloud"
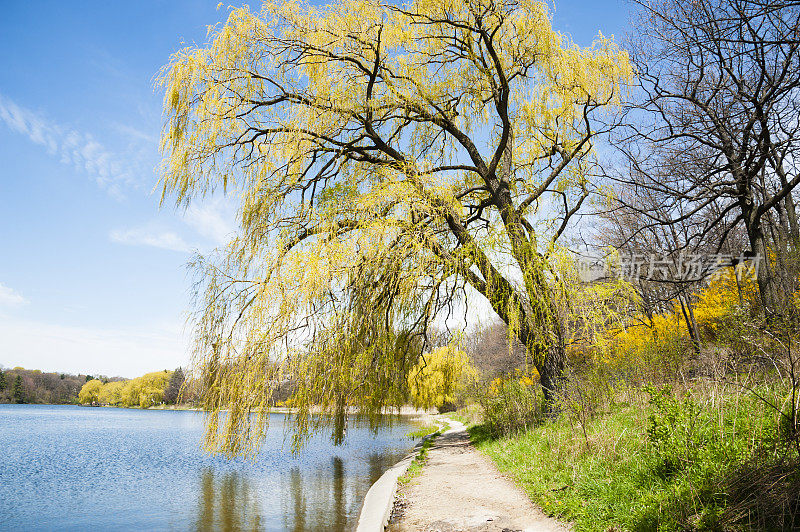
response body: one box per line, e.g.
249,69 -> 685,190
0,93 -> 146,197
183,196 -> 237,246
0,283 -> 27,306
109,227 -> 192,252
110,197 -> 238,253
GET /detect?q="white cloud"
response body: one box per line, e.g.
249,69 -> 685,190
183,196 -> 237,245
113,122 -> 158,143
0,283 -> 27,306
109,227 -> 192,252
110,196 -> 238,253
0,93 -> 142,196
0,318 -> 189,378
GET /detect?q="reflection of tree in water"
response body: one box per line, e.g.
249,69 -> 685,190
289,467 -> 306,532
367,453 -> 398,485
195,468 -> 262,531
280,457 -> 356,531
281,453 -> 408,531
194,445 -> 409,531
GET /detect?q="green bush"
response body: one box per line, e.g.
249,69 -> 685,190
480,379 -> 543,437
645,385 -> 713,480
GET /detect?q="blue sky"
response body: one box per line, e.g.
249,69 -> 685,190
0,0 -> 632,378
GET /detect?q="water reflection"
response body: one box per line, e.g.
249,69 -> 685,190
281,457 -> 350,531
195,469 -> 263,531
195,455 -> 400,531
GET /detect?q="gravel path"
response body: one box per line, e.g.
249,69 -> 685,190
387,420 -> 570,532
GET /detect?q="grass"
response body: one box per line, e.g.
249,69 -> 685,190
398,431 -> 439,486
468,382 -> 800,531
406,424 -> 439,439
447,404 -> 482,426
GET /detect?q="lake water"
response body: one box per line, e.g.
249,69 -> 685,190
0,404 -> 419,531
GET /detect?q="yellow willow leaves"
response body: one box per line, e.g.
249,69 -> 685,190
159,0 -> 630,205
157,0 -> 632,456
408,346 -> 477,410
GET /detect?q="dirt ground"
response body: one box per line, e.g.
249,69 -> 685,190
387,420 -> 570,532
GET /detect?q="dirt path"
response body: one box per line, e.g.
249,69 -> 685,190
387,420 -> 570,532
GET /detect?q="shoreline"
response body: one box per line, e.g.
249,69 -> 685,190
356,413 -> 444,532
2,402 -> 435,418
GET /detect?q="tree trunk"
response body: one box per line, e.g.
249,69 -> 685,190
749,224 -> 778,318
678,294 -> 701,355
537,338 -> 566,412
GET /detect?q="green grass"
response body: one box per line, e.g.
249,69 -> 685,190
448,404 -> 482,427
398,429 -> 440,486
406,424 -> 439,439
469,385 -> 798,531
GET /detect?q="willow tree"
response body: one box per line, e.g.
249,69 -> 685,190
159,0 -> 631,455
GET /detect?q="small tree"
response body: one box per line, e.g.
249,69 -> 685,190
164,367 -> 185,404
0,370 -> 6,393
12,375 -> 24,404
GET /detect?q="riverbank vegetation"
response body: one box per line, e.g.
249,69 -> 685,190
0,366 -> 194,407
445,267 -> 800,530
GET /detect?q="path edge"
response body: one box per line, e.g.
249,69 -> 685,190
355,416 -> 454,532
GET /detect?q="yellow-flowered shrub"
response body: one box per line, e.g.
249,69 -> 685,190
694,267 -> 757,339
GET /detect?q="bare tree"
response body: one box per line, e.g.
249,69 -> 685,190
617,0 -> 800,317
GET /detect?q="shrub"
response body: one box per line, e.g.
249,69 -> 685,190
479,377 -> 544,437
645,385 -> 713,480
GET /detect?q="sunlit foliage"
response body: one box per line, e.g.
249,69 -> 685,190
78,379 -> 104,404
97,381 -> 126,406
407,346 -> 477,410
79,371 -> 174,408
693,267 -> 758,338
159,0 -> 631,455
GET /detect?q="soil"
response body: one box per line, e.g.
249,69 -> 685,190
386,420 -> 571,532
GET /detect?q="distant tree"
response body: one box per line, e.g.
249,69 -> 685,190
98,381 -> 126,406
12,375 -> 24,404
85,375 -> 94,382
0,369 -> 101,405
0,370 -> 6,392
78,379 -> 103,404
407,346 -> 477,412
164,367 -> 185,404
118,371 -> 172,408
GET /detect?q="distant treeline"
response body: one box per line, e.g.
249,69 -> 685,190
0,367 -> 102,404
0,366 -> 191,407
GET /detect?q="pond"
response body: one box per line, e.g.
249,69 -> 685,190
0,404 -> 419,531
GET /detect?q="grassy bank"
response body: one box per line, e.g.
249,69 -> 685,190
466,382 -> 800,531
